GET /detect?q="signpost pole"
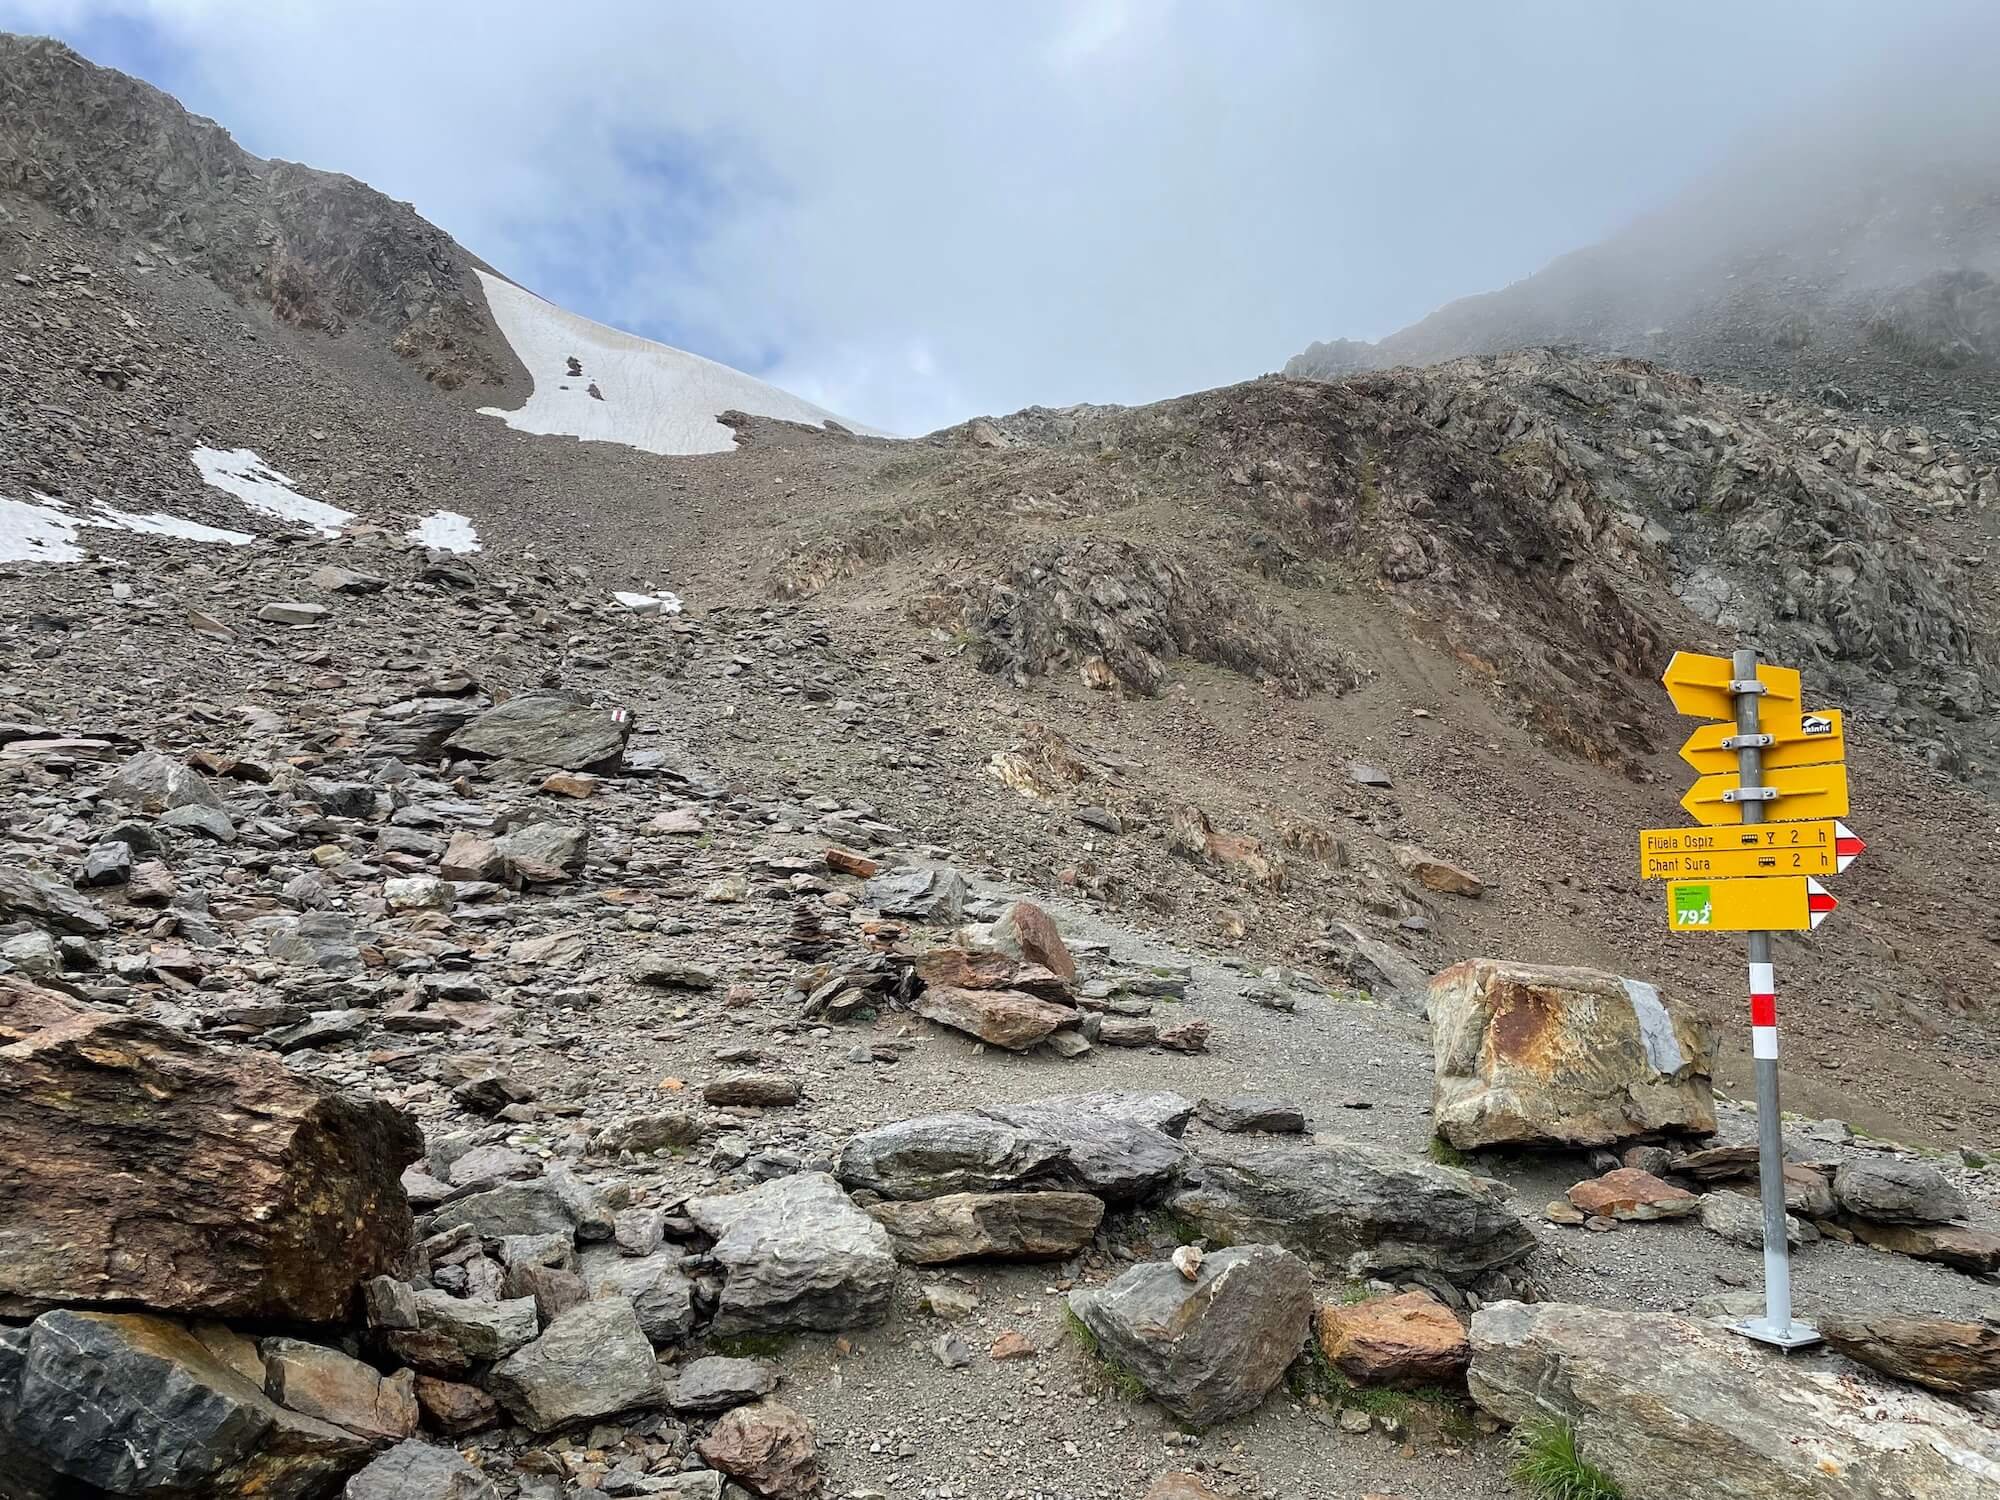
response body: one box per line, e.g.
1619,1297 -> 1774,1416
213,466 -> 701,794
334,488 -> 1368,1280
1729,647 -> 1819,1349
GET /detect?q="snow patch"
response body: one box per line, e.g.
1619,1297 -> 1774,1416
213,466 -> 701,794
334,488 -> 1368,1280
191,447 -> 354,535
474,269 -> 878,457
614,589 -> 684,616
408,510 -> 482,554
0,494 -> 254,565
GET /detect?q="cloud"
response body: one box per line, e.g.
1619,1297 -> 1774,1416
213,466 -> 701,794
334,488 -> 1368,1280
3,0 -> 1993,435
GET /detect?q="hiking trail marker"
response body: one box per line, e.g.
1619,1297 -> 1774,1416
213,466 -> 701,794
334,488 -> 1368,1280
1655,649 -> 1864,1352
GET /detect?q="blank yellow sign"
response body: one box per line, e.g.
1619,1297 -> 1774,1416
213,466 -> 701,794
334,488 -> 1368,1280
1679,762 -> 1849,826
1662,650 -> 1801,724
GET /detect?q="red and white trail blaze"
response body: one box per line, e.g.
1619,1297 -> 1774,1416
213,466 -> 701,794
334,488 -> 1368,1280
1749,960 -> 1777,1058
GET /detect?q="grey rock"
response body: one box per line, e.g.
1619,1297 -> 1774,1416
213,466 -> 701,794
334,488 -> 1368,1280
0,865 -> 110,935
445,1144 -> 537,1189
159,803 -> 237,842
1067,1244 -> 1314,1425
311,565 -> 388,595
266,1007 -> 371,1053
80,841 -> 133,886
984,1095 -> 1189,1204
704,1072 -> 801,1108
492,821 -> 588,882
598,1111 -> 706,1154
634,954 -> 717,990
1318,922 -> 1428,1014
0,1309 -> 371,1499
1347,762 -> 1393,788
445,692 -> 632,772
576,1246 -> 698,1344
487,1298 -> 664,1433
266,911 -> 363,972
543,1162 -> 615,1242
259,601 -> 329,625
861,864 -> 968,922
1168,1134 -> 1534,1281
428,1179 -> 574,1239
1468,1301 -> 2000,1499
667,1356 -> 781,1413
369,699 -> 482,761
614,1206 -> 666,1256
344,1439 -> 501,1499
868,1191 -> 1105,1264
104,749 -> 223,812
687,1172 -> 897,1334
1833,1157 -> 1967,1225
363,1277 -> 419,1330
1196,1096 -> 1308,1134
1698,1190 -> 1815,1249
410,1290 -> 539,1360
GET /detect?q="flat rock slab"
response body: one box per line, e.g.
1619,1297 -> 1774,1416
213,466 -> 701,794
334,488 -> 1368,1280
1196,1095 -> 1307,1134
1068,1243 -> 1313,1426
1469,1301 -> 2000,1499
668,1356 -> 781,1413
688,1172 -> 897,1334
343,1439 -> 502,1499
868,1191 -> 1104,1264
914,984 -> 1075,1050
1429,959 -> 1716,1150
1566,1168 -> 1699,1222
0,993 -> 420,1321
444,692 -> 631,771
0,1309 -> 372,1499
1168,1134 -> 1534,1281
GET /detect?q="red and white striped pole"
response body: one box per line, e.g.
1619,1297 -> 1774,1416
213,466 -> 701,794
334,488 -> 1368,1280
1731,648 -> 1817,1348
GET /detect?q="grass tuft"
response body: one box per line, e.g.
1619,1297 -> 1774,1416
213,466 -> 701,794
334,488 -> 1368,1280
1427,1135 -> 1473,1169
1063,1306 -> 1147,1402
1510,1420 -> 1622,1500
1287,1342 -> 1479,1442
708,1331 -> 795,1360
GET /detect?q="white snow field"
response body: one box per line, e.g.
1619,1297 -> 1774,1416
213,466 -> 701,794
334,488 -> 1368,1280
191,447 -> 356,535
408,510 -> 482,554
474,270 -> 874,456
0,493 -> 253,565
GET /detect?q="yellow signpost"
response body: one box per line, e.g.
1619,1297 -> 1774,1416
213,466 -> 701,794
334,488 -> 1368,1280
1678,709 -> 1844,776
1665,875 -> 1837,932
1654,646 -> 1863,1351
1639,817 -> 1864,880
1662,650 -> 1801,725
1679,761 -> 1849,825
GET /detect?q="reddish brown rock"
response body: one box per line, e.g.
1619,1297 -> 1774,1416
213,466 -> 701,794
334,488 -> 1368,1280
988,900 -> 1077,982
0,984 -> 422,1321
1316,1290 -> 1471,1387
1168,803 -> 1288,891
696,1399 -> 818,1500
1844,1219 -> 2000,1274
989,1330 -> 1037,1361
917,947 -> 1071,1002
825,847 -> 880,878
261,1339 -> 418,1442
1817,1314 -> 2000,1395
1394,845 -> 1485,897
1159,1019 -> 1211,1054
1143,1476 -> 1228,1500
914,985 -> 1075,1051
1566,1168 -> 1699,1222
413,1374 -> 499,1436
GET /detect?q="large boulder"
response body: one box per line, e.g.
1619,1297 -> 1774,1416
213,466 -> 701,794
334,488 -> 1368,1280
103,749 -> 223,812
1428,960 -> 1716,1149
1067,1244 -> 1313,1425
688,1172 -> 898,1334
862,864 -> 967,922
485,1298 -> 664,1433
444,692 -> 631,771
1168,1135 -> 1533,1281
0,1310 -> 373,1499
1816,1313 -> 2000,1396
868,1191 -> 1105,1263
914,984 -> 1075,1050
837,1095 -> 1187,1206
1832,1157 -> 1967,1225
985,899 -> 1077,981
1468,1301 -> 2000,1499
0,991 -> 421,1321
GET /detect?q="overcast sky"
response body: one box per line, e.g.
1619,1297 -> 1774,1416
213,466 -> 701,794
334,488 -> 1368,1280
3,2 -> 1993,434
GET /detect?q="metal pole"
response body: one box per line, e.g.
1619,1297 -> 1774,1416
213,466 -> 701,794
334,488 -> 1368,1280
1730,647 -> 1819,1349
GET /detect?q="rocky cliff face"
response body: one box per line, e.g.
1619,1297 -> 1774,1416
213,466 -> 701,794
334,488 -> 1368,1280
0,35 -> 509,390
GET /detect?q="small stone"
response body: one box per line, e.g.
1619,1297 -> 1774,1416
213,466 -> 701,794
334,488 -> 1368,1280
989,1330 -> 1037,1361
704,1072 -> 801,1108
922,1283 -> 979,1322
934,1332 -> 973,1368
412,1374 -> 500,1437
1171,1245 -> 1203,1281
257,601 -> 329,626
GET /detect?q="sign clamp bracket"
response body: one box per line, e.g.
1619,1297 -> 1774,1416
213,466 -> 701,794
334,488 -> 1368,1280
1721,787 -> 1779,803
1721,732 -> 1773,750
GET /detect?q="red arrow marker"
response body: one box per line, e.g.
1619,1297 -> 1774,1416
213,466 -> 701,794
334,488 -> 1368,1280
1806,877 -> 1837,928
1833,820 -> 1865,871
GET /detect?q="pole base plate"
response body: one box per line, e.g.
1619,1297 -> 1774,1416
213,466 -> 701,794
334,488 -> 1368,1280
1728,1316 -> 1823,1350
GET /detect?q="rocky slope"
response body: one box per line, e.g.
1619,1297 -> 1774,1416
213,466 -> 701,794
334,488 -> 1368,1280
2,32 -> 1998,1500
1286,100 -> 2000,445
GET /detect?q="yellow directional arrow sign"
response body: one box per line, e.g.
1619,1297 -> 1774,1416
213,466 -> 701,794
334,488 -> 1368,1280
1639,819 -> 1866,880
1679,709 -> 1845,776
1662,650 -> 1801,725
1680,762 -> 1849,825
1666,876 -> 1837,933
